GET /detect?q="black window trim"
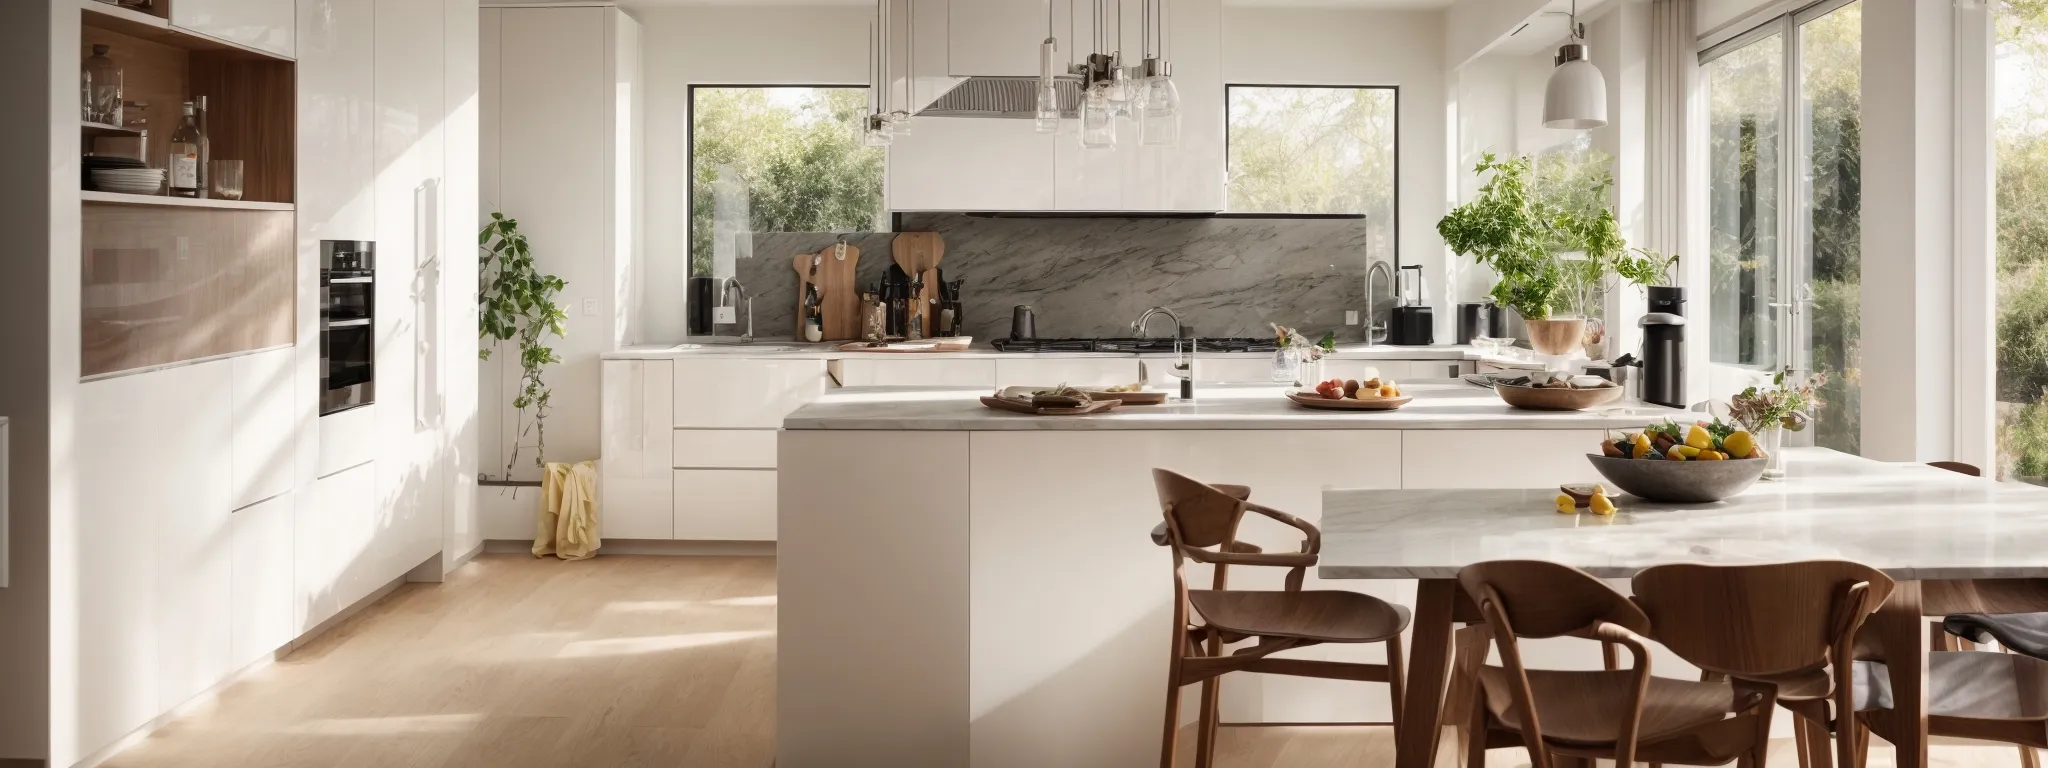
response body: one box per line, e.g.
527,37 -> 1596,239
1223,83 -> 1400,267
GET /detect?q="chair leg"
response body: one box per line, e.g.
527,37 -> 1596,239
1194,675 -> 1221,768
1385,635 -> 1406,734
2023,746 -> 2040,768
1465,696 -> 1488,768
1793,715 -> 1811,768
1799,713 -> 1834,768
1159,676 -> 1183,768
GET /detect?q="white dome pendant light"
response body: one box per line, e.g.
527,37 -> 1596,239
1542,0 -> 1607,130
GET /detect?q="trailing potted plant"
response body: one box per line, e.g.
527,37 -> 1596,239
479,211 -> 567,481
1437,153 -> 1664,357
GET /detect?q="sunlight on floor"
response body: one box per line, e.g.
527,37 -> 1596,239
289,713 -> 486,735
554,629 -> 773,658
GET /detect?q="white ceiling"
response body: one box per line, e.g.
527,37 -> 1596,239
1484,0 -> 1611,57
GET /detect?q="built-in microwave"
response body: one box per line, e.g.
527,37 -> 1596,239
320,240 -> 375,416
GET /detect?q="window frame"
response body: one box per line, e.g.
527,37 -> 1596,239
684,83 -> 888,281
1696,0 -> 1857,379
1221,83 -> 1396,262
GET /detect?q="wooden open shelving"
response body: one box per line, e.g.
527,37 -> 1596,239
82,190 -> 293,211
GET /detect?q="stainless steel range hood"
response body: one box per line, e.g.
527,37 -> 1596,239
916,76 -> 1082,119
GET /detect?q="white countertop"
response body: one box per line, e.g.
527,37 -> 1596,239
602,340 -> 1508,362
781,381 -> 1679,431
1317,449 -> 2048,580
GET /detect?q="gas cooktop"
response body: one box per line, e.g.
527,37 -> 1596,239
990,337 -> 1279,354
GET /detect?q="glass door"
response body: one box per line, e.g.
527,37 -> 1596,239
1701,0 -> 1861,452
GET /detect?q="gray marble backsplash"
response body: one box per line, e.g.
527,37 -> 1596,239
731,213 -> 1382,342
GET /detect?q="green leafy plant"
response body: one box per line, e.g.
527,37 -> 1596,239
1438,152 -> 1666,320
1727,368 -> 1828,433
479,211 -> 567,478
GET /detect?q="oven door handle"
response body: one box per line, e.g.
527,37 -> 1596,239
326,276 -> 373,284
324,318 -> 371,329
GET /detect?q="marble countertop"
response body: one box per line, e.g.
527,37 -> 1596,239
1317,449 -> 2048,580
602,340 -> 1512,362
781,381 -> 1679,431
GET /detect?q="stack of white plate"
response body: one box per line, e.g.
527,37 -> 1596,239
91,168 -> 166,195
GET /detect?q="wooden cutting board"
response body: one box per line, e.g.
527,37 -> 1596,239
792,242 -> 862,340
891,233 -> 944,338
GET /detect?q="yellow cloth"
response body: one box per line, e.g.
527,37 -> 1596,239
534,460 -> 601,560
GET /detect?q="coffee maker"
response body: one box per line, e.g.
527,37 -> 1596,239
1388,265 -> 1435,346
1638,286 -> 1687,409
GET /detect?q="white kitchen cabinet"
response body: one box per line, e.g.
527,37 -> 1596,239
888,120 -> 1056,212
993,358 -> 1139,387
300,462 -> 375,632
832,358 -> 998,388
675,469 -> 778,542
231,492 -> 295,668
601,359 -> 675,539
673,358 -> 831,428
1183,356 -> 1278,385
298,0 -> 376,244
174,0 -> 296,58
232,347 -> 297,510
674,429 -> 778,469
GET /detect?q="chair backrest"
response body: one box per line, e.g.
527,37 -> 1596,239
1929,461 -> 1983,477
1153,469 -> 1248,549
1457,560 -> 1651,639
1631,560 -> 1894,678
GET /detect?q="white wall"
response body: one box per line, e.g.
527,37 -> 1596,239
1222,7 -> 1452,340
637,6 -> 873,343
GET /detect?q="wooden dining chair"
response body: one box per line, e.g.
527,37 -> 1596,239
1151,469 -> 1412,768
1631,561 -> 1894,768
1456,560 -> 1778,768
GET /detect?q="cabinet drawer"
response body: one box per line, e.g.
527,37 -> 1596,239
833,358 -> 998,387
673,358 -> 829,428
673,429 -> 777,469
674,469 -> 777,541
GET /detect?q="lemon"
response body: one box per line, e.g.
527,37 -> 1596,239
1723,431 -> 1755,459
1555,494 -> 1578,514
1697,450 -> 1725,461
1589,495 -> 1617,516
1674,445 -> 1702,459
1666,450 -> 1688,461
1686,425 -> 1713,451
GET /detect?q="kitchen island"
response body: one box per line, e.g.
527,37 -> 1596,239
775,382 -> 1678,768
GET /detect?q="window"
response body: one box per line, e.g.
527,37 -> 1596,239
1701,0 -> 1862,454
689,86 -> 886,279
1225,86 -> 1397,261
1996,0 -> 2048,482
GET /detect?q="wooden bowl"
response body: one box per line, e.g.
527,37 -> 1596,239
1494,382 -> 1624,411
1285,391 -> 1413,411
1584,454 -> 1766,503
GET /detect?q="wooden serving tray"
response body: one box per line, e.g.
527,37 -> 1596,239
1493,382 -> 1624,411
980,396 -> 1121,416
1083,390 -> 1169,405
1285,391 -> 1413,411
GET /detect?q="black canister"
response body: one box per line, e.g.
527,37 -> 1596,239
1485,303 -> 1510,339
1455,303 -> 1488,345
1639,287 -> 1687,409
1009,305 -> 1037,341
687,276 -> 718,335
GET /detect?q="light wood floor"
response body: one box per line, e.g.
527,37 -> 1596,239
99,554 -> 2037,768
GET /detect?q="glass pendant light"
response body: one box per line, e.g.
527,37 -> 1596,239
1542,0 -> 1607,129
1035,0 -> 1060,134
1081,86 -> 1116,150
1139,61 -> 1179,147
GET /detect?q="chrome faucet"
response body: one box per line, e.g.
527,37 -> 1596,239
1364,260 -> 1394,347
1131,306 -> 1185,339
719,276 -> 754,344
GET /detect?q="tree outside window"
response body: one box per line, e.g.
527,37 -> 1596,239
689,87 -> 886,278
1226,86 -> 1397,262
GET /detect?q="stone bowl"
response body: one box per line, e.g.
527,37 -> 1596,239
1584,454 -> 1767,503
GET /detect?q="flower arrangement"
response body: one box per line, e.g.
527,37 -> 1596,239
1727,369 -> 1828,433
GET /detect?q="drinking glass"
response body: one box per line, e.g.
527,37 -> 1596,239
210,160 -> 244,201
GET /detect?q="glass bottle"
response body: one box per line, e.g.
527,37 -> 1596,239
84,44 -> 122,126
1034,39 -> 1060,134
194,95 -> 211,197
167,101 -> 204,198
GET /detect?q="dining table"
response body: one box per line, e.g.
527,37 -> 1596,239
1317,448 -> 2048,768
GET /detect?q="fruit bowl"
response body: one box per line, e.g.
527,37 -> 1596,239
1584,454 -> 1766,503
1494,381 -> 1624,411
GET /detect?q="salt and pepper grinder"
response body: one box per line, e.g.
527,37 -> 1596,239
1174,326 -> 1196,401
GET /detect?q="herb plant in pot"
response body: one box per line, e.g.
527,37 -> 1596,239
1438,153 -> 1653,358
